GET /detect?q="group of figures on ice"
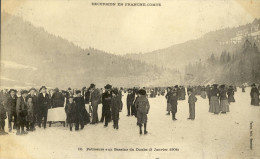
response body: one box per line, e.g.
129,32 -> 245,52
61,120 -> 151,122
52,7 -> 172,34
0,83 -> 259,136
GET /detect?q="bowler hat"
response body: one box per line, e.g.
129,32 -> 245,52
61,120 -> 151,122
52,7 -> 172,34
251,83 -> 256,87
29,87 -> 37,92
112,89 -> 119,95
39,86 -> 47,92
90,83 -> 96,89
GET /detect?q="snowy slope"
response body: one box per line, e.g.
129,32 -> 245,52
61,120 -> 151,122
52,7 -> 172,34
1,88 -> 260,159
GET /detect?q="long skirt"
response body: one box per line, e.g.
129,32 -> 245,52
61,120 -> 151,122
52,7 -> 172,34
228,95 -> 235,103
166,103 -> 171,112
220,99 -> 230,112
209,96 -> 220,113
137,111 -> 147,124
251,93 -> 259,106
201,91 -> 206,99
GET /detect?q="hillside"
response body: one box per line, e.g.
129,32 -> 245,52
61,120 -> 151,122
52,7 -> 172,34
184,40 -> 260,85
0,12 -> 180,89
124,19 -> 260,71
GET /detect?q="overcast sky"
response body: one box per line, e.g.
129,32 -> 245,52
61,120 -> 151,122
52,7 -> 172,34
2,0 -> 260,55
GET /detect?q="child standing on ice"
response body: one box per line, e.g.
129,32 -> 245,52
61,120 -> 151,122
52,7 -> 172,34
111,89 -> 121,130
135,89 -> 150,135
65,96 -> 76,131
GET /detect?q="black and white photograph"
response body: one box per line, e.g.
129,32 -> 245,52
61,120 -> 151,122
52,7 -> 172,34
0,0 -> 260,158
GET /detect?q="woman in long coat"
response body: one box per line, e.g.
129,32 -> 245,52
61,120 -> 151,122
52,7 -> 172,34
219,85 -> 229,113
250,84 -> 259,106
111,89 -> 121,130
227,86 -> 235,103
209,84 -> 220,114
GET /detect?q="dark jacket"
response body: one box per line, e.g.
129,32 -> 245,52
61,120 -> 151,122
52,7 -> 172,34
127,93 -> 135,106
51,92 -> 64,108
135,95 -> 150,114
26,94 -> 38,113
5,94 -> 17,112
65,102 -> 76,123
84,90 -> 91,104
16,97 -> 27,117
74,96 -> 85,120
38,93 -> 51,109
188,93 -> 197,104
219,90 -> 228,100
102,91 -> 112,111
111,96 -> 121,120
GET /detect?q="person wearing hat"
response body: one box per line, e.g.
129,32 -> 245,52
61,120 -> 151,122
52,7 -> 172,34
111,89 -> 122,129
89,84 -> 101,124
187,88 -> 197,120
26,87 -> 38,131
5,89 -> 17,132
241,84 -> 246,93
38,86 -> 50,128
16,90 -> 28,135
126,89 -> 135,116
74,90 -> 85,130
135,89 -> 150,135
101,84 -> 112,125
250,84 -> 259,106
227,86 -> 235,103
65,96 -> 76,131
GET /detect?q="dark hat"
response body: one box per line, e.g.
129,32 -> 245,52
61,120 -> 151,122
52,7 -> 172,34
29,87 -> 37,92
68,87 -> 72,90
174,85 -> 179,88
112,89 -> 119,95
90,83 -> 95,89
220,85 -> 225,88
251,83 -> 256,87
39,86 -> 47,92
54,88 -> 59,92
104,84 -> 112,89
138,89 -> 146,96
229,85 -> 233,88
21,90 -> 29,95
9,89 -> 17,93
75,90 -> 81,94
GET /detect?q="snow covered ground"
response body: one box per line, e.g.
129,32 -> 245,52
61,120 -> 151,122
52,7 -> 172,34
1,88 -> 260,159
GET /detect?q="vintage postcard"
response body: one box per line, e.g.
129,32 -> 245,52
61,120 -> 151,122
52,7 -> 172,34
0,0 -> 260,159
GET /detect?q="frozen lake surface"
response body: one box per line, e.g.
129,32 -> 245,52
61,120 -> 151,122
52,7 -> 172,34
1,88 -> 260,159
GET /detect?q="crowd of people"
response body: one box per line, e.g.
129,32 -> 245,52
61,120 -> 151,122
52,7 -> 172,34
0,83 -> 259,136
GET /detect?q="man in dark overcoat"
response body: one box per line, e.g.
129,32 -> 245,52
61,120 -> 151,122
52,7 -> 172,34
5,89 -> 17,132
16,90 -> 28,135
102,84 -> 112,127
38,86 -> 51,128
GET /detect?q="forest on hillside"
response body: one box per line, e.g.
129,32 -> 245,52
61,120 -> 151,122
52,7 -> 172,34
184,39 -> 260,85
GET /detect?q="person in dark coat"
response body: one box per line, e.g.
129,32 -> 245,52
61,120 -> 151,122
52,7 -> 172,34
165,87 -> 172,115
126,89 -> 135,116
0,94 -> 8,135
16,90 -> 28,135
241,85 -> 246,93
26,88 -> 38,131
169,88 -> 178,120
38,86 -> 51,129
111,89 -> 122,130
209,84 -> 220,114
200,86 -> 206,99
5,89 -> 17,132
65,96 -> 76,131
250,84 -> 259,106
135,89 -> 150,135
179,86 -> 186,100
74,90 -> 85,130
101,84 -> 112,127
219,85 -> 229,113
89,84 -> 101,124
51,88 -> 64,108
227,86 -> 235,103
187,89 -> 197,120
